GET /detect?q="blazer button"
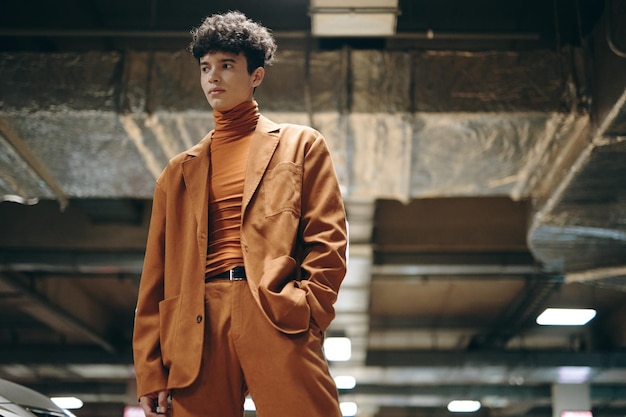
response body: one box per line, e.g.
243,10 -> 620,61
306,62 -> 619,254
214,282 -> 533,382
196,315 -> 203,323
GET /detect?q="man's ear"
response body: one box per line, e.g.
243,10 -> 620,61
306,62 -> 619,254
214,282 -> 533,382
251,67 -> 265,87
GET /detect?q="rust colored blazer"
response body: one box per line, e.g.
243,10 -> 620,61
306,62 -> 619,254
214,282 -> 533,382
132,115 -> 348,398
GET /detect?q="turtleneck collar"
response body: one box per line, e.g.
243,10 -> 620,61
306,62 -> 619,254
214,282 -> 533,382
212,100 -> 260,141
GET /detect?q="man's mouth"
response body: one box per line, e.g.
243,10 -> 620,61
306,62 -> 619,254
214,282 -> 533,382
208,88 -> 225,95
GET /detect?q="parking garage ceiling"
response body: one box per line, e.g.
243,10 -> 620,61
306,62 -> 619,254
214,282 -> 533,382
1,1 -> 626,417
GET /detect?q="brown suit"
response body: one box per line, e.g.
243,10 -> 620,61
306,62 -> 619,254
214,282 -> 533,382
132,115 -> 348,401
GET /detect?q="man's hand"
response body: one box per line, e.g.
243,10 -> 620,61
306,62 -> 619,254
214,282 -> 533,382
139,390 -> 170,416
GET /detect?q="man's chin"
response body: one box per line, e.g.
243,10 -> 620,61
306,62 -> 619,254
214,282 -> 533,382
208,100 -> 231,112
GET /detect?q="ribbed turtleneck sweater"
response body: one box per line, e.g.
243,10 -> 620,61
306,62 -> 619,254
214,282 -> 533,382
205,100 -> 259,278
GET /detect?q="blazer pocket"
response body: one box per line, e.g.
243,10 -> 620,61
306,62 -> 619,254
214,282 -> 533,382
158,294 -> 181,369
264,162 -> 302,218
257,256 -> 310,333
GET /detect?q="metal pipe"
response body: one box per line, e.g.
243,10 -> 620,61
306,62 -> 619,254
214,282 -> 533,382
0,28 -> 540,41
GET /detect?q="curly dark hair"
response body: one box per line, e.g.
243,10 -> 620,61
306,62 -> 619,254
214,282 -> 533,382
189,11 -> 277,74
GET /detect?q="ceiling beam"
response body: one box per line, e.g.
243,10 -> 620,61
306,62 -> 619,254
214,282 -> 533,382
0,273 -> 116,353
365,349 -> 626,368
0,29 -> 541,42
18,381 -> 128,396
0,250 -> 145,275
372,264 -> 544,276
467,278 -> 562,349
6,345 -> 623,370
346,384 -> 626,401
0,345 -> 131,365
339,384 -> 626,411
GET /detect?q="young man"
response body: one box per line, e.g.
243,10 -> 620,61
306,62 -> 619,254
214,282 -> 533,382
132,11 -> 348,417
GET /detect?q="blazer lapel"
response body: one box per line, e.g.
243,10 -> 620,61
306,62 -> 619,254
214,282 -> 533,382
182,133 -> 211,228
242,115 -> 280,217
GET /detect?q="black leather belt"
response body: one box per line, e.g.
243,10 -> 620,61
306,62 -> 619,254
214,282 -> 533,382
205,266 -> 246,281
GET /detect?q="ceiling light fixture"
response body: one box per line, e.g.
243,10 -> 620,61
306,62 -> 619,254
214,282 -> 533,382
558,366 -> 592,383
309,0 -> 399,37
536,308 -> 597,326
324,337 -> 352,361
340,401 -> 358,416
448,400 -> 481,413
334,375 -> 357,389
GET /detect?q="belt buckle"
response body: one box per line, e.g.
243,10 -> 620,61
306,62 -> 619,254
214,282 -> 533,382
229,269 -> 243,281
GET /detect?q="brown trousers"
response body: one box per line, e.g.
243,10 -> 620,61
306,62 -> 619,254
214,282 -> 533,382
170,280 -> 342,417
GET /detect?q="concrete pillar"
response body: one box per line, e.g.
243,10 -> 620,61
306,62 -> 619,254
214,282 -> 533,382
552,383 -> 591,417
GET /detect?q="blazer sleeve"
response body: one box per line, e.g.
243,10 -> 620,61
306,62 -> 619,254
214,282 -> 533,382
297,131 -> 348,332
132,180 -> 168,399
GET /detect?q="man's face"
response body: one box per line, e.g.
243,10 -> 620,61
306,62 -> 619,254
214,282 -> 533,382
199,51 -> 264,112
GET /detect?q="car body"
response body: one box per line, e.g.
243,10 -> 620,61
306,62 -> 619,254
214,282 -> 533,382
0,379 -> 72,417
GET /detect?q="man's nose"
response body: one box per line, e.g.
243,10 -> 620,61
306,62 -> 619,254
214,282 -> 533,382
208,69 -> 220,83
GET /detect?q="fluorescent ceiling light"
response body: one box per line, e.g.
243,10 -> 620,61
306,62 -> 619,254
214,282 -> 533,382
448,400 -> 481,413
536,308 -> 597,326
558,366 -> 592,383
340,401 -> 358,416
324,337 -> 352,361
51,397 -> 83,410
334,375 -> 357,389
